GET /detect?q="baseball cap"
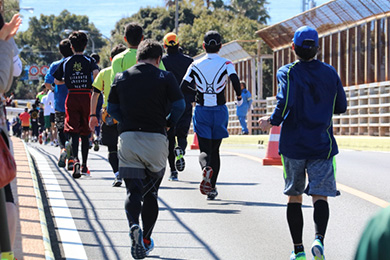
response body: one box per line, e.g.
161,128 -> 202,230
293,26 -> 319,48
204,30 -> 221,46
163,32 -> 179,47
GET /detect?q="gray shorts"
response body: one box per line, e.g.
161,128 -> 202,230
118,131 -> 168,179
281,155 -> 340,197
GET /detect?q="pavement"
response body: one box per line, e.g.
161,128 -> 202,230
6,136 -> 49,260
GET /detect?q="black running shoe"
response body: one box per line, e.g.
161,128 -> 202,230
174,146 -> 185,172
72,160 -> 81,179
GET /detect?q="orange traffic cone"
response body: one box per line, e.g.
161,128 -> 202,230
191,133 -> 199,150
262,125 -> 282,165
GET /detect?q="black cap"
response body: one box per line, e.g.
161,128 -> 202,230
204,30 -> 221,46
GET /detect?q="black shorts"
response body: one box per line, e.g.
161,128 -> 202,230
22,126 -> 30,131
101,123 -> 118,147
50,113 -> 55,123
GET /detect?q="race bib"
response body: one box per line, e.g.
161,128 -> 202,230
204,94 -> 217,107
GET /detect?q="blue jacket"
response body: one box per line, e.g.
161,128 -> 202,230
236,88 -> 252,116
270,59 -> 347,160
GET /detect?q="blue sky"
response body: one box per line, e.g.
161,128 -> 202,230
19,0 -> 330,38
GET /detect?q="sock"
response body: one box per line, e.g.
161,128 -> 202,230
287,203 -> 304,245
313,200 -> 329,244
143,238 -> 151,246
294,244 -> 304,254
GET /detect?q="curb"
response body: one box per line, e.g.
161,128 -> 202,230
22,141 -> 55,260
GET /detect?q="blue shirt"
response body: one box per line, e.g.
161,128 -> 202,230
44,59 -> 68,112
236,88 -> 252,116
271,59 -> 347,160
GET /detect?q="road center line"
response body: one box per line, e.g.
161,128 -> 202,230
29,147 -> 88,260
222,151 -> 390,208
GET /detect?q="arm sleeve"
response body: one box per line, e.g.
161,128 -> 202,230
229,73 -> 241,97
107,76 -> 122,122
333,76 -> 347,114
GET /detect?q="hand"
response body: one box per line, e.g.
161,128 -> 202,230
258,116 -> 272,132
0,14 -> 22,41
89,116 -> 99,131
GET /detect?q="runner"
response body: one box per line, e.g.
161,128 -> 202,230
258,26 -> 347,260
180,30 -> 242,200
44,38 -> 74,168
90,53 -> 103,151
28,104 -> 39,142
89,44 -> 126,187
41,89 -> 55,145
107,39 -> 185,259
54,31 -> 99,178
162,32 -> 195,181
19,107 -> 30,142
110,22 -> 165,84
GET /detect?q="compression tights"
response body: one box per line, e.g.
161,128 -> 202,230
124,176 -> 162,241
197,136 -> 222,188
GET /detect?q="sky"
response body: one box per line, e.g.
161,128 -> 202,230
19,0 -> 330,38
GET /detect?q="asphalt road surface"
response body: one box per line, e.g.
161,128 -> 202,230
25,140 -> 389,260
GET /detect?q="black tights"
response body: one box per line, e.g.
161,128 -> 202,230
70,133 -> 89,166
167,127 -> 176,172
124,176 -> 162,240
197,136 -> 222,188
107,144 -> 118,173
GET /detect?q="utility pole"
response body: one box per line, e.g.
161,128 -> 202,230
175,0 -> 179,34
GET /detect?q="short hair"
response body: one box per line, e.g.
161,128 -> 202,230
240,81 -> 246,88
294,45 -> 319,61
91,53 -> 100,63
204,30 -> 222,53
24,107 -> 28,112
41,84 -> 46,90
110,44 -> 127,59
68,31 -> 88,52
136,39 -> 163,61
124,22 -> 143,47
59,39 -> 73,58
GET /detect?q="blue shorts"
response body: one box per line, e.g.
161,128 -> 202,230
281,155 -> 340,197
193,105 -> 229,140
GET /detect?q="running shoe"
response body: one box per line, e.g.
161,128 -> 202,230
58,148 -> 67,168
174,146 -> 185,171
129,224 -> 147,259
168,171 -> 178,181
311,239 -> 325,260
67,157 -> 74,171
81,165 -> 90,177
72,159 -> 81,179
290,251 -> 306,260
93,139 -> 100,151
112,177 -> 122,187
38,134 -> 43,144
207,188 -> 218,200
200,166 -> 213,195
143,238 -> 154,256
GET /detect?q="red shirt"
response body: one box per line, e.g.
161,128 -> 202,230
19,112 -> 30,127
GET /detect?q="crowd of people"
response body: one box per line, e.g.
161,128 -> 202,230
1,10 -> 388,260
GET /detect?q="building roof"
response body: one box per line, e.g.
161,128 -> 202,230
194,41 -> 253,62
256,0 -> 390,50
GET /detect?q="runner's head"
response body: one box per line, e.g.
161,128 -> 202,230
136,39 -> 163,66
203,30 -> 222,54
110,44 -> 127,60
163,32 -> 179,53
68,31 -> 88,53
59,39 -> 73,58
292,26 -> 319,61
91,53 -> 100,64
124,22 -> 143,48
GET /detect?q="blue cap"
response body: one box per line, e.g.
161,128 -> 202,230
293,26 -> 318,48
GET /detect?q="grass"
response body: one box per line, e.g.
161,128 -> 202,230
186,134 -> 390,152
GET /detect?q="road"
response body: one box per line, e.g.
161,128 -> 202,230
25,141 -> 389,260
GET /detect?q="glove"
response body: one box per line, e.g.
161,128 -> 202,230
236,97 -> 243,107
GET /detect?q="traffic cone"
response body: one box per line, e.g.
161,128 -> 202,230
191,133 -> 199,150
262,125 -> 282,165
